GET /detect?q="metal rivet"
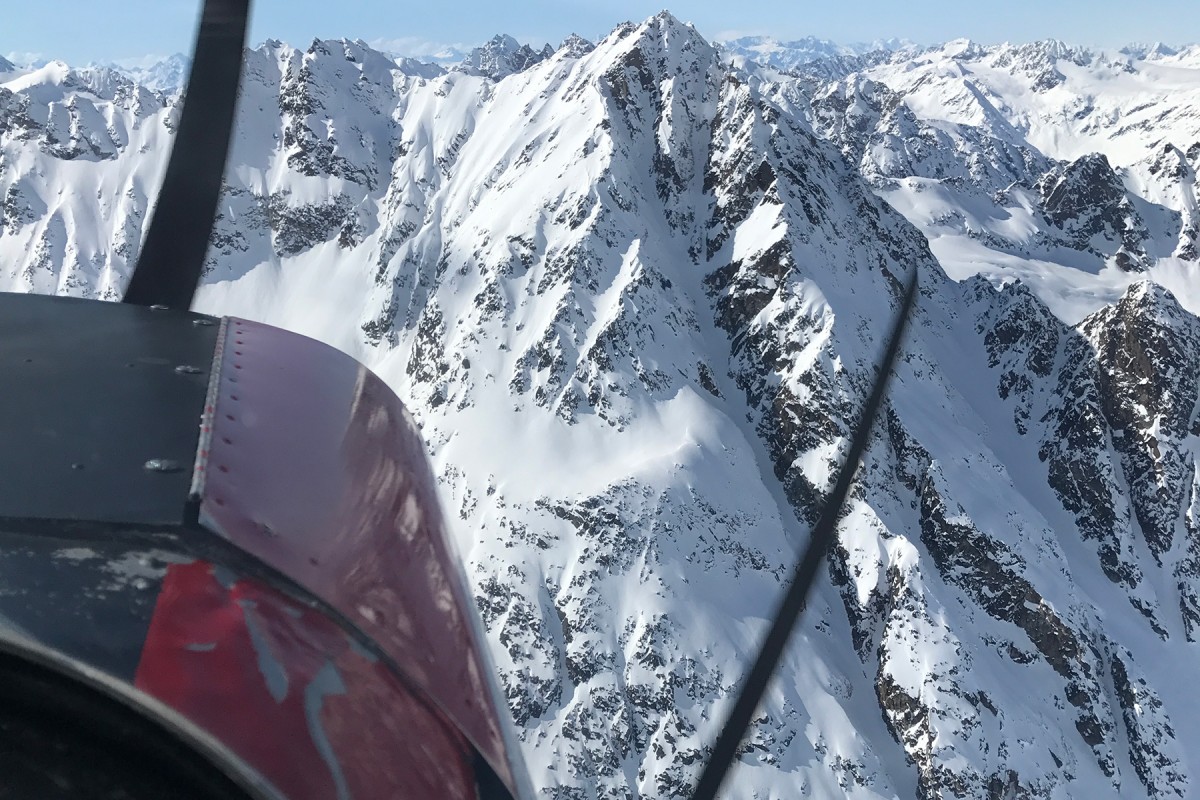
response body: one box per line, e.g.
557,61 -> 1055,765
144,459 -> 184,473
174,365 -> 203,375
149,304 -> 169,311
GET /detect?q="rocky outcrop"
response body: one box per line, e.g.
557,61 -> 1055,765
1037,154 -> 1151,271
559,35 -> 596,59
1081,283 -> 1200,561
460,35 -> 555,80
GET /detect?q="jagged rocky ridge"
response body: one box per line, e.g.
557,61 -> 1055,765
4,16 -> 1200,799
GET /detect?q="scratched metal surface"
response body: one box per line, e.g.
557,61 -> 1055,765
198,318 -> 527,797
0,294 -> 515,796
0,293 -> 218,525
0,526 -> 486,799
135,559 -> 480,800
0,530 -> 175,679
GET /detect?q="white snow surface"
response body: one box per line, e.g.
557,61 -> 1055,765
717,35 -> 916,72
4,14 -> 1200,800
106,53 -> 192,93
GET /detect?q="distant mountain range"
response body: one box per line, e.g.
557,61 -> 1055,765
8,31 -> 1193,92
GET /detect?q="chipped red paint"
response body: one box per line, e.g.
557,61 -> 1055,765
196,319 -> 525,796
136,560 -> 479,800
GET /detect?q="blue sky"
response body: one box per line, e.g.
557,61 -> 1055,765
5,0 -> 1198,65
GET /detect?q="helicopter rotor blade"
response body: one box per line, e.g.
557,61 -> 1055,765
691,267 -> 918,800
122,0 -> 251,311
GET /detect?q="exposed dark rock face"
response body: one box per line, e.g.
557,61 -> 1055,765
1039,328 -> 1144,589
1,182 -> 42,235
990,40 -> 1093,92
559,35 -> 597,59
0,87 -> 38,139
278,41 -> 394,188
1143,143 -> 1200,260
919,471 -> 1115,779
1037,154 -> 1151,271
703,65 -> 929,526
461,34 -> 556,80
1111,650 -> 1187,797
1081,284 -> 1200,561
262,191 -> 356,257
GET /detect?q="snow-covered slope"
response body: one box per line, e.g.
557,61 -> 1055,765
800,38 -> 1200,324
108,53 -> 192,93
718,35 -> 915,72
4,15 -> 1200,799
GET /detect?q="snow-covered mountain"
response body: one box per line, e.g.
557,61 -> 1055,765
800,38 -> 1200,323
4,14 -> 1200,799
718,35 -> 916,72
458,34 -> 555,80
108,53 -> 192,93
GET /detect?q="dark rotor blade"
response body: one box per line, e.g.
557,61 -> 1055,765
691,267 -> 919,800
122,0 -> 250,310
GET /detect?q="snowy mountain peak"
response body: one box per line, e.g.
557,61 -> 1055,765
1122,42 -> 1181,60
940,37 -> 987,60
1175,44 -> 1200,66
460,34 -> 554,80
1011,38 -> 1091,61
105,53 -> 191,93
392,56 -> 446,79
476,32 -> 520,55
603,10 -> 713,65
605,9 -> 705,52
1113,278 -> 1187,322
1146,142 -> 1195,181
0,55 -> 15,74
718,34 -> 914,72
650,9 -> 689,27
557,34 -> 595,59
